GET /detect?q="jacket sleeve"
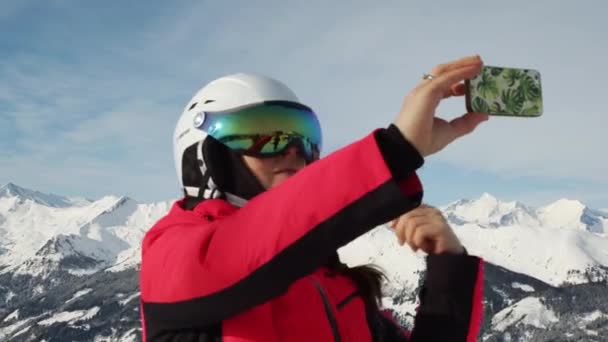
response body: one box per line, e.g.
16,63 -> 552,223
141,125 -> 425,331
409,252 -> 485,342
368,310 -> 411,342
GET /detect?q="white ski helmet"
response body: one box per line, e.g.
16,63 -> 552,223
173,73 -> 317,201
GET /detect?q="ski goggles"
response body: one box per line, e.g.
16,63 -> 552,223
194,101 -> 322,161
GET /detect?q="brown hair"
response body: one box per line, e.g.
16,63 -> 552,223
326,253 -> 386,312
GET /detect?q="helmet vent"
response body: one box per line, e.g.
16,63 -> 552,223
204,100 -> 215,104
188,102 -> 198,111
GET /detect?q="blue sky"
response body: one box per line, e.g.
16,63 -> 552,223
1,0 -> 606,208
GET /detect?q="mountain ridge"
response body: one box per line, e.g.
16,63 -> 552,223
1,183 -> 607,341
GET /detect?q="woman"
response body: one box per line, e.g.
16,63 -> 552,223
140,55 -> 488,341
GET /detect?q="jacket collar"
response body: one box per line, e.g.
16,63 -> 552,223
173,198 -> 239,221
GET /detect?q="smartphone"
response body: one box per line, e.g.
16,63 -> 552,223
465,66 -> 543,117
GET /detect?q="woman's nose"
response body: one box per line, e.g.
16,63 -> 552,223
282,145 -> 302,158
286,145 -> 298,154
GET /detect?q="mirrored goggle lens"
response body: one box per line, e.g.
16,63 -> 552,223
221,132 -> 318,160
195,101 -> 322,159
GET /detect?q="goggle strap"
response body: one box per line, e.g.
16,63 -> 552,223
197,140 -> 207,174
194,140 -> 223,200
196,141 -> 207,200
184,186 -> 200,197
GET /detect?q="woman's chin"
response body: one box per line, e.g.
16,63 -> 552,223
271,172 -> 296,187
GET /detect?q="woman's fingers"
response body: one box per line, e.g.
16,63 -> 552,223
399,209 -> 430,223
394,207 -> 432,242
396,214 -> 434,250
394,214 -> 420,246
405,215 -> 422,246
392,204 -> 464,254
412,223 -> 440,250
444,82 -> 466,98
431,63 -> 483,97
392,206 -> 450,252
393,55 -> 484,158
392,215 -> 404,243
393,216 -> 404,243
418,56 -> 482,94
429,55 -> 483,77
448,112 -> 490,140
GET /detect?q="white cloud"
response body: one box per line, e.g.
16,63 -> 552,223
0,55 -> 180,201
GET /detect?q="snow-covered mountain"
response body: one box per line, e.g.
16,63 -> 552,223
0,183 -> 170,341
440,193 -> 608,287
0,183 -> 88,208
338,222 -> 608,341
1,183 -> 607,341
0,183 -> 170,278
443,193 -> 607,234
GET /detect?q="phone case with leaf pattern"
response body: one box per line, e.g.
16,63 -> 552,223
466,66 -> 543,117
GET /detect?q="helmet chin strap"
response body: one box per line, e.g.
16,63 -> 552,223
194,140 -> 249,208
223,192 -> 248,207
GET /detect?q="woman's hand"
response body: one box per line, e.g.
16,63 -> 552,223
389,204 -> 464,255
393,55 -> 489,157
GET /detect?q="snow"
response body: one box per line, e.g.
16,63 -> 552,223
68,197 -> 94,207
1,183 -> 608,294
458,222 -> 608,286
490,286 -> 515,307
381,296 -> 419,327
492,297 -> 559,331
33,284 -> 45,295
442,193 -> 537,228
11,325 -> 31,338
93,328 -> 140,342
3,309 -> 19,322
0,183 -> 73,208
37,307 -> 100,326
37,311 -> 85,326
579,310 -> 608,325
338,225 -> 427,324
511,282 -> 535,292
538,199 -> 587,228
120,328 -> 140,342
443,194 -> 608,286
0,183 -> 171,277
444,194 -> 608,235
68,268 -> 100,276
67,288 -> 93,303
0,318 -> 31,340
339,226 -> 426,295
119,291 -> 140,306
81,307 -> 101,320
105,254 -> 140,272
341,195 -> 608,287
537,199 -> 608,234
5,290 -> 15,302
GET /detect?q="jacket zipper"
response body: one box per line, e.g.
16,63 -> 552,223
310,278 -> 341,342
